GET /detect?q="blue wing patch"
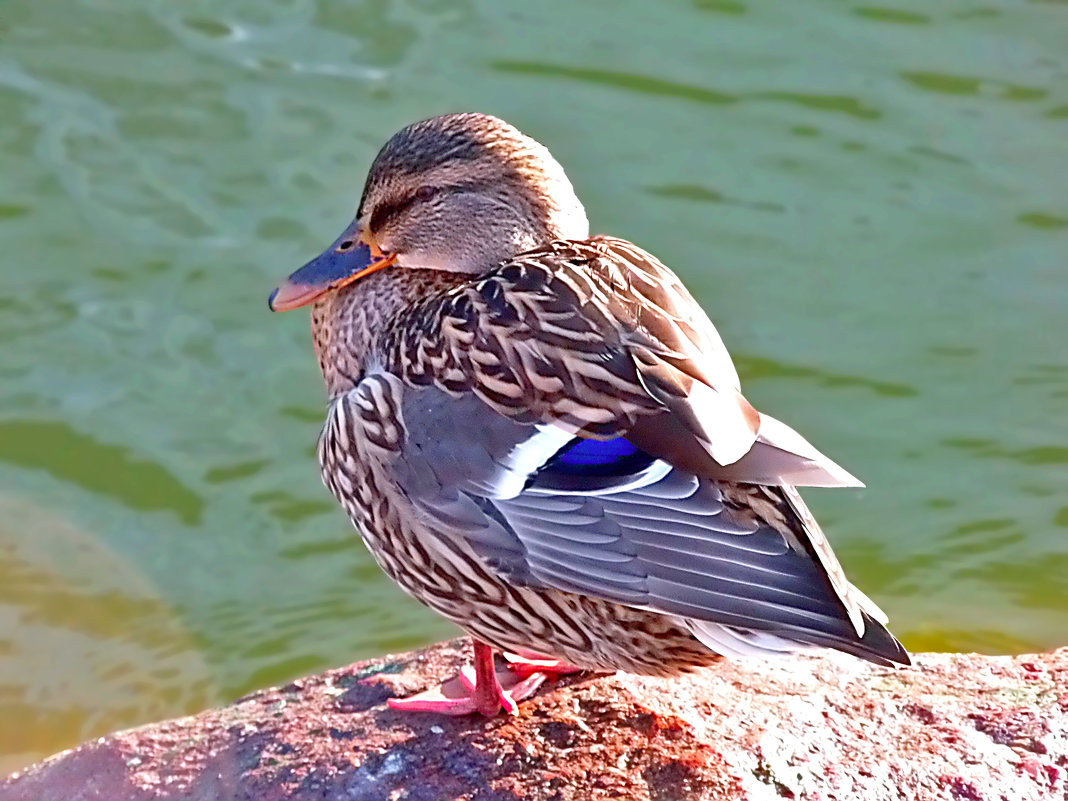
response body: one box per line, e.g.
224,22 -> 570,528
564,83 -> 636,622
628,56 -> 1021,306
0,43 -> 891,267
554,437 -> 642,467
529,436 -> 657,492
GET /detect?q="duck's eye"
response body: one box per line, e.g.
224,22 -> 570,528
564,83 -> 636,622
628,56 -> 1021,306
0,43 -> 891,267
414,185 -> 436,202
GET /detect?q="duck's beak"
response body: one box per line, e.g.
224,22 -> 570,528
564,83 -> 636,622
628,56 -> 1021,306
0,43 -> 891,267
268,221 -> 397,312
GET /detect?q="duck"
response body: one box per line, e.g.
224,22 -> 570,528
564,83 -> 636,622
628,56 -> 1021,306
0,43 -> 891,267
269,112 -> 909,717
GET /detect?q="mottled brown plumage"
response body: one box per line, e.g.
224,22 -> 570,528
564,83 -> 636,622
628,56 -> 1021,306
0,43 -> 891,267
270,112 -> 908,716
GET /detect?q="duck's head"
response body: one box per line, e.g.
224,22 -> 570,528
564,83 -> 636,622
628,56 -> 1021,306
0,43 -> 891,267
269,113 -> 589,311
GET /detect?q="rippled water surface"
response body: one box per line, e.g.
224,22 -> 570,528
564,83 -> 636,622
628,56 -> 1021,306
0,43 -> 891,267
2,0 -> 1067,772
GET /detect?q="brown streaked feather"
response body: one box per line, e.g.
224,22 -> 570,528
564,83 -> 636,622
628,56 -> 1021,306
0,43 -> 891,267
378,237 -> 760,458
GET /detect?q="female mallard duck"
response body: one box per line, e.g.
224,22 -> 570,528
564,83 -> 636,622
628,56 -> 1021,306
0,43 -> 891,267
269,113 -> 909,716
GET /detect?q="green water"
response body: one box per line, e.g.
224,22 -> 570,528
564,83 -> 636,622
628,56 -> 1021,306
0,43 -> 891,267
1,0 -> 1066,772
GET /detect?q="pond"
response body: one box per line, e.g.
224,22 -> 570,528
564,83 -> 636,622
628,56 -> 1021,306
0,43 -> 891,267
1,0 -> 1066,772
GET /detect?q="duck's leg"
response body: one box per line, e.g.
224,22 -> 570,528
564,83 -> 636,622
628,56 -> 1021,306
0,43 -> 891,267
500,650 -> 583,681
386,640 -> 551,716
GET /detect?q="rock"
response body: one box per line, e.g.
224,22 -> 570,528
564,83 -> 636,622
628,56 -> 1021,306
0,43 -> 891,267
3,638 -> 1066,800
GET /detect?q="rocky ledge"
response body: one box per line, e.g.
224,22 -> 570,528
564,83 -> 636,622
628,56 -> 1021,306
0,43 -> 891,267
2,639 -> 1066,801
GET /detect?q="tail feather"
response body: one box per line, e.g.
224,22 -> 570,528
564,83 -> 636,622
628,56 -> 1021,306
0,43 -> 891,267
689,610 -> 910,667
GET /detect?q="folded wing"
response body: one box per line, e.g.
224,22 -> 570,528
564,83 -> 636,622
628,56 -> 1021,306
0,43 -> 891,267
381,385 -> 907,667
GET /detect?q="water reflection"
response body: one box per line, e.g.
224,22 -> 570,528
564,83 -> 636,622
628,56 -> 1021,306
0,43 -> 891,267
0,496 -> 213,775
0,421 -> 204,524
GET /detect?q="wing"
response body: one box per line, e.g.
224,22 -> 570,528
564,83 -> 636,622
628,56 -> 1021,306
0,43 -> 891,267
378,236 -> 859,488
386,383 -> 908,667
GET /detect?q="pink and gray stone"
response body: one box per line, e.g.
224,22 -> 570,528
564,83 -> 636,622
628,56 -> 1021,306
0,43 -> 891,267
3,639 -> 1066,801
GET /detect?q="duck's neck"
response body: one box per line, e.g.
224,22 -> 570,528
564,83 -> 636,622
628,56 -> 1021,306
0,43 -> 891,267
310,268 -> 467,398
